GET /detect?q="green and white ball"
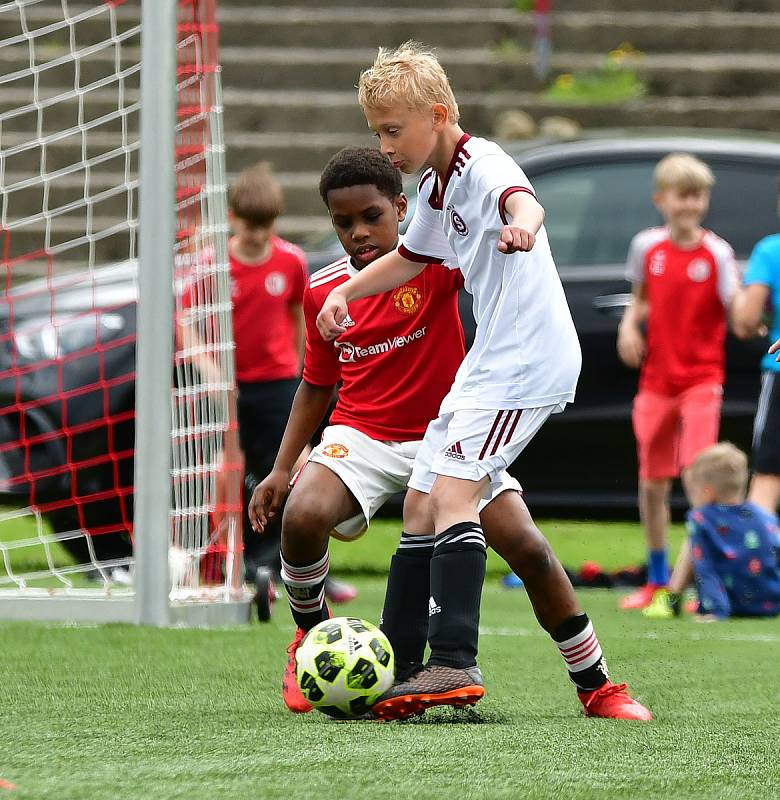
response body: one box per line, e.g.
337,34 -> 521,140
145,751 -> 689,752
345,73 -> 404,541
296,617 -> 395,719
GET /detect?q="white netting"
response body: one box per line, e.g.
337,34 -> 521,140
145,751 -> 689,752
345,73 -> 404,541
0,0 -> 242,606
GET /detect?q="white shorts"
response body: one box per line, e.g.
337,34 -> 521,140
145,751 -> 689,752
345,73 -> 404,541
409,405 -> 562,498
308,424 -> 521,540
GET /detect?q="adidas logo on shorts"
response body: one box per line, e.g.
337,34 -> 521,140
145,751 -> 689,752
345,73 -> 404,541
444,441 -> 466,461
429,596 -> 442,616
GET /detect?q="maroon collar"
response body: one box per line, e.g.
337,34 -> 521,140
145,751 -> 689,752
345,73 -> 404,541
428,132 -> 471,210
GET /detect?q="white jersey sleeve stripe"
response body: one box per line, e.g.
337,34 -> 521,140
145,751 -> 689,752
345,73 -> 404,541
310,265 -> 348,289
498,186 -> 536,226
310,258 -> 348,282
398,243 -> 444,264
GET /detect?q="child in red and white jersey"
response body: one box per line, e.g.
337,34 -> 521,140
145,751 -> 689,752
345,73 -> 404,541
250,146 -> 650,722
617,153 -> 738,610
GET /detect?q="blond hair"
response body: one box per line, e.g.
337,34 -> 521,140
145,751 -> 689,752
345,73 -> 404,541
228,162 -> 283,226
654,153 -> 715,192
358,41 -> 460,123
687,442 -> 748,501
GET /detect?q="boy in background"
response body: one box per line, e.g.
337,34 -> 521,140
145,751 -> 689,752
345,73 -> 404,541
644,442 -> 780,620
617,154 -> 738,610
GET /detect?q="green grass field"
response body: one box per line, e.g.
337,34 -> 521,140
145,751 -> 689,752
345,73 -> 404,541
2,519 -> 780,800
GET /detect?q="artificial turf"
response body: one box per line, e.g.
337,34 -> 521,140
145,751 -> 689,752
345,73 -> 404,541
2,519 -> 779,800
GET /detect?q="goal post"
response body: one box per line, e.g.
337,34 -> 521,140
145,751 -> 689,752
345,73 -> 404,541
0,0 -> 250,625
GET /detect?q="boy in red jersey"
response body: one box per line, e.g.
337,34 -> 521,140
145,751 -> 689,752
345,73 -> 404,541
251,146 -> 650,722
617,153 -> 738,610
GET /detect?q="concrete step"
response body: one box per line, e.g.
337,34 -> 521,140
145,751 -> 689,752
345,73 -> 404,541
1,166 -> 332,220
212,8 -> 780,53
558,0 -> 780,10
217,46 -> 780,98
6,44 -> 776,100
1,214 -> 323,265
222,0 -> 509,6
0,128 -> 372,178
5,85 -> 779,141
227,0 -> 780,7
3,6 -> 780,54
1,219 -> 135,265
0,45 -> 141,93
218,88 -> 780,135
3,172 -> 137,220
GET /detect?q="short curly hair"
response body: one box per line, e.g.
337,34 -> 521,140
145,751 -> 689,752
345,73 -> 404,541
319,147 -> 402,208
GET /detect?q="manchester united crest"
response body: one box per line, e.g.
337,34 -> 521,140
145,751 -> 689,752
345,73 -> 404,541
322,443 -> 349,459
392,285 -> 422,315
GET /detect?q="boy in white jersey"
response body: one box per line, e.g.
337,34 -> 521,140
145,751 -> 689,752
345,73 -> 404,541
317,42 -> 651,720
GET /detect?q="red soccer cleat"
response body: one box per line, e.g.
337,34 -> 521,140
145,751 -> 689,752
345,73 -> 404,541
282,627 -> 313,713
619,583 -> 663,610
578,681 -> 653,721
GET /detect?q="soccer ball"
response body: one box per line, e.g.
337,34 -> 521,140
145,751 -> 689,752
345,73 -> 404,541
295,617 -> 395,719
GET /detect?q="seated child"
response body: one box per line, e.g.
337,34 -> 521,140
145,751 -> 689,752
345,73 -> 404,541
644,442 -> 780,620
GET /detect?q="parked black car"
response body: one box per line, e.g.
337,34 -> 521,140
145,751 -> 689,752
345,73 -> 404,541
304,133 -> 780,512
1,133 -> 778,538
0,262 -> 137,560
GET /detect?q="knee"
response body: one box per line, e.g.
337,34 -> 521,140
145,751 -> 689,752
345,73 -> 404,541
429,480 -> 470,519
640,479 -> 670,503
489,519 -> 554,577
282,491 -> 331,543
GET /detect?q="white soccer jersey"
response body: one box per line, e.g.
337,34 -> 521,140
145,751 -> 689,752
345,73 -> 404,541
399,134 -> 581,412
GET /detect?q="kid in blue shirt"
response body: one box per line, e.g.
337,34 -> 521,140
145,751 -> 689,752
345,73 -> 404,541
644,442 -> 780,620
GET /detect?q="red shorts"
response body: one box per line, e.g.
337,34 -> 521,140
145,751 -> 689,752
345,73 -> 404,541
632,383 -> 723,481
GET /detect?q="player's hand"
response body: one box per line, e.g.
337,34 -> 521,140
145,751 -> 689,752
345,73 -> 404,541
617,324 -> 645,369
769,337 -> 780,360
248,468 -> 290,533
316,290 -> 349,341
497,225 -> 535,254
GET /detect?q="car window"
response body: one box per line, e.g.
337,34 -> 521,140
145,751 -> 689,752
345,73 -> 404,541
704,161 -> 779,259
531,157 -> 780,267
531,161 -> 659,267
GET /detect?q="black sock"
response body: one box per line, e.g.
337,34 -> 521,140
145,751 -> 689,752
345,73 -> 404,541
552,613 -> 609,691
380,532 -> 434,682
280,552 -> 330,631
427,521 -> 486,669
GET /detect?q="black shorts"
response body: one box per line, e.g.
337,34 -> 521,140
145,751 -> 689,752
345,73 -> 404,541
236,378 -> 298,479
752,371 -> 780,475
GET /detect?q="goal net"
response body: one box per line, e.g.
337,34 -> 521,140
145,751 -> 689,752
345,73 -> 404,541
0,0 -> 246,622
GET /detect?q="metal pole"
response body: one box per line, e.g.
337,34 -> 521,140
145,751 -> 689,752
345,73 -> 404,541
134,0 -> 176,626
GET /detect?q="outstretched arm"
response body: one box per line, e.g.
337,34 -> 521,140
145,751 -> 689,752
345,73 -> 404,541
316,248 -> 425,340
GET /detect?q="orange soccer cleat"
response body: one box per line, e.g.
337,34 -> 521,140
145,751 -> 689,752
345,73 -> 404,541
619,583 -> 664,610
281,627 -> 313,713
578,681 -> 653,721
371,664 -> 485,721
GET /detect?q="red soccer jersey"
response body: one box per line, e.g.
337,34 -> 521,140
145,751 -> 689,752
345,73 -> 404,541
304,257 -> 466,441
183,236 -> 308,383
625,227 -> 738,395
